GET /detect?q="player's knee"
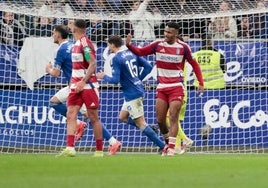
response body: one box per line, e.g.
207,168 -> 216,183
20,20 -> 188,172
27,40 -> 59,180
119,116 -> 128,123
49,101 -> 59,108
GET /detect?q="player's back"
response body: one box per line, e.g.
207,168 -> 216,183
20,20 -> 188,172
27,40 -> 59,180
55,41 -> 74,82
115,49 -> 144,101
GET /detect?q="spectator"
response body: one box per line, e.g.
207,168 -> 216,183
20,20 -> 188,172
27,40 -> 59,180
128,0 -> 163,40
86,12 -> 113,44
67,18 -> 75,41
237,15 -> 252,38
249,0 -> 268,38
0,11 -> 26,47
67,0 -> 93,13
208,0 -> 237,39
30,16 -> 53,37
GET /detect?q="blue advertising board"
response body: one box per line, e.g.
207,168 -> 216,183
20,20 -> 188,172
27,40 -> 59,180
0,89 -> 267,148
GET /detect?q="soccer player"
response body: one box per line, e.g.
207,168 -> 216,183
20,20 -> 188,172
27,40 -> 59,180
96,35 -> 165,152
166,64 -> 194,155
54,20 -> 110,157
126,22 -> 204,156
46,25 -> 121,156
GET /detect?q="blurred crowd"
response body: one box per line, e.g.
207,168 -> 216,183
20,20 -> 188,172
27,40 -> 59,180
0,0 -> 267,48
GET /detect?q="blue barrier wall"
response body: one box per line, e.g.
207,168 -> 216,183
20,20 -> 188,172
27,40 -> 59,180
0,89 -> 267,148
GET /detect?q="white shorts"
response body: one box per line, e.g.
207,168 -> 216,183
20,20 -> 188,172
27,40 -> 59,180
54,86 -> 87,115
121,97 -> 144,119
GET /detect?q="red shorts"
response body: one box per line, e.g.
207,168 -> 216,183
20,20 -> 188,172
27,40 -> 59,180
68,88 -> 99,109
156,86 -> 184,103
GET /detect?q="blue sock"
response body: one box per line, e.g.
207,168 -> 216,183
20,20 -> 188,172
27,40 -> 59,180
102,124 -> 112,141
143,125 -> 165,149
127,117 -> 138,128
87,120 -> 112,141
50,102 -> 67,117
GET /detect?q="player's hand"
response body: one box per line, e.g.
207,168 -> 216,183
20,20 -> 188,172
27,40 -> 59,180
75,80 -> 85,93
125,33 -> 132,46
45,62 -> 52,74
197,85 -> 204,97
96,71 -> 105,80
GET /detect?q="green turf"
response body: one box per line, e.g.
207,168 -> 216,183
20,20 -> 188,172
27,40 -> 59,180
0,153 -> 267,188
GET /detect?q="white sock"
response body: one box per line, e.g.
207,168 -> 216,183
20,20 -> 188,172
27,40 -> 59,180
108,137 -> 117,146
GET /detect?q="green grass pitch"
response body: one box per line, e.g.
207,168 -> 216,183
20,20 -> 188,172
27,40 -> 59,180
0,153 -> 267,188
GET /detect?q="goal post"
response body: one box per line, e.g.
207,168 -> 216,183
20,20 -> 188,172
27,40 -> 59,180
0,0 -> 267,154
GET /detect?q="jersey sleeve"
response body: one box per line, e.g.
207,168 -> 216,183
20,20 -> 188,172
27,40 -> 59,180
53,48 -> 65,70
80,36 -> 95,62
103,55 -> 121,84
126,41 -> 159,56
183,43 -> 204,86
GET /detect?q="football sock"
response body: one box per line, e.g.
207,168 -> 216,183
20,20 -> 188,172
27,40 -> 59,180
108,137 -> 117,146
66,135 -> 75,147
142,125 -> 165,149
88,121 -> 115,142
96,139 -> 103,151
127,117 -> 138,128
102,125 -> 112,141
168,137 -> 176,149
50,102 -> 67,117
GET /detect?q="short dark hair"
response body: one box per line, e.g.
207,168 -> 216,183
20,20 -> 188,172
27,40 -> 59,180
54,25 -> 69,39
166,22 -> 180,32
108,35 -> 123,48
74,19 -> 87,29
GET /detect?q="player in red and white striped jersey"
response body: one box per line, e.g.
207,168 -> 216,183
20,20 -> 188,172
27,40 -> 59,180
126,22 -> 204,156
57,19 -> 103,157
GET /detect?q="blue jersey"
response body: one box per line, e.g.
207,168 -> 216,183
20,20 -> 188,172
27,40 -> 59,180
103,48 -> 152,101
53,41 -> 74,82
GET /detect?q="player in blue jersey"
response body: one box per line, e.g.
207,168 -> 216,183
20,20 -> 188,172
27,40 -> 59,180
96,35 -> 165,152
45,25 -> 121,155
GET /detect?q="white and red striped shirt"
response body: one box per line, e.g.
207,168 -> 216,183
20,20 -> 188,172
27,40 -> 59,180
127,39 -> 204,90
71,35 -> 98,89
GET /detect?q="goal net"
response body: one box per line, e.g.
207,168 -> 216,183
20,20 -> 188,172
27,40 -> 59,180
0,0 -> 267,154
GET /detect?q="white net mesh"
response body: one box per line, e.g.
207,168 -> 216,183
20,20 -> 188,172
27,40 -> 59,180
0,0 -> 268,154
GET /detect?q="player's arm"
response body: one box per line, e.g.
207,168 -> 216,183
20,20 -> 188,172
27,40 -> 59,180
81,45 -> 96,83
45,49 -> 64,77
126,34 -> 157,56
137,57 -> 153,81
184,44 -> 204,94
96,56 -> 121,84
130,0 -> 149,20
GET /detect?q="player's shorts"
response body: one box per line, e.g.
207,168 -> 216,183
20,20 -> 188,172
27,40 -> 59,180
157,86 -> 184,103
54,86 -> 87,115
121,97 -> 144,119
68,88 -> 99,109
54,86 -> 70,103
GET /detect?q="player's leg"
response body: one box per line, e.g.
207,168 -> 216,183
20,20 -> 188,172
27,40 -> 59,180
80,104 -> 121,155
155,91 -> 169,145
178,94 -> 193,154
121,98 -> 165,150
83,88 -> 103,157
56,104 -> 80,157
161,87 -> 184,156
49,86 -> 87,139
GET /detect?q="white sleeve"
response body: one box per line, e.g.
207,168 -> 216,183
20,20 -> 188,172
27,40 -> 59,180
129,1 -> 148,21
